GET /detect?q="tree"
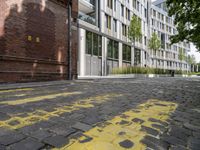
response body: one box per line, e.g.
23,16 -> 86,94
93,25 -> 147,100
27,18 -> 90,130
148,32 -> 161,68
178,48 -> 185,61
129,15 -> 142,43
187,54 -> 196,65
128,15 -> 142,66
166,0 -> 200,51
178,48 -> 186,70
187,54 -> 196,72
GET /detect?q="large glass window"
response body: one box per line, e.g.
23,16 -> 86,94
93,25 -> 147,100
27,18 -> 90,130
86,31 -> 92,54
134,48 -> 141,65
123,44 -> 131,62
86,31 -> 102,57
107,39 -> 119,60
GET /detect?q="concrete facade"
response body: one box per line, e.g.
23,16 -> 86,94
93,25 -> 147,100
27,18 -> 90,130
78,0 -> 191,76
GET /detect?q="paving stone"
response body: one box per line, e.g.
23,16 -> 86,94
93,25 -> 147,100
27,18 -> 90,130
0,128 -> 13,137
72,122 -> 92,132
188,137 -> 200,150
43,135 -> 68,148
119,139 -> 134,148
19,124 -> 41,135
151,124 -> 167,133
141,135 -> 169,150
132,118 -> 145,124
193,131 -> 200,139
0,112 -> 10,121
82,115 -> 101,125
30,130 -> 53,141
118,120 -> 131,125
161,135 -> 187,147
0,144 -> 6,150
169,125 -> 192,142
0,133 -> 26,146
148,118 -> 168,126
79,135 -> 93,143
170,145 -> 188,150
9,138 -> 44,150
184,122 -> 200,131
49,126 -> 76,137
141,125 -> 159,137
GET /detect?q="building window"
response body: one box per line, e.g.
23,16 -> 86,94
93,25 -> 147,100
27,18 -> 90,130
134,48 -> 141,65
126,8 -> 130,20
86,31 -> 102,57
121,4 -> 124,16
137,1 -> 140,11
114,0 -> 117,11
144,8 -> 147,18
123,44 -> 131,62
105,14 -> 111,29
133,0 -> 136,9
107,0 -> 113,9
107,39 -> 119,59
122,24 -> 127,36
113,19 -> 117,32
153,9 -> 156,17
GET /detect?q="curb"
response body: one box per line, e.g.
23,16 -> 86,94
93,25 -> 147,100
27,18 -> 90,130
0,80 -> 72,91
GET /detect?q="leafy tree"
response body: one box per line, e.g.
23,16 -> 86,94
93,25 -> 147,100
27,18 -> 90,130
128,15 -> 142,66
187,54 -> 196,72
128,15 -> 142,43
178,48 -> 186,70
187,54 -> 196,65
178,48 -> 185,61
148,32 -> 161,68
166,0 -> 200,51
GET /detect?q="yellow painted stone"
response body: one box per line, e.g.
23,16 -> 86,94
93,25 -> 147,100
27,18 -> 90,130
58,99 -> 177,150
0,92 -> 82,105
0,88 -> 33,94
0,93 -> 121,130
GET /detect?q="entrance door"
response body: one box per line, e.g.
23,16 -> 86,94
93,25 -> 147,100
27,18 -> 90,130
85,31 -> 102,76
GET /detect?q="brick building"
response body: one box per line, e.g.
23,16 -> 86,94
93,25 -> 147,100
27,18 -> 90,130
0,0 -> 78,82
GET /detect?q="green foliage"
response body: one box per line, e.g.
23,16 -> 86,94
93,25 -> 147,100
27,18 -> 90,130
148,32 -> 161,52
187,54 -> 196,64
178,48 -> 185,61
166,0 -> 200,51
112,67 -> 187,75
128,15 -> 142,42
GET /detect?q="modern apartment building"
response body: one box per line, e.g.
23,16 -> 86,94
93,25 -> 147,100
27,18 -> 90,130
150,0 -> 190,71
78,0 -> 191,77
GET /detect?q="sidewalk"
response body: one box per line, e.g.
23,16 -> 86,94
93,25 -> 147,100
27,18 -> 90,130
0,80 -> 71,90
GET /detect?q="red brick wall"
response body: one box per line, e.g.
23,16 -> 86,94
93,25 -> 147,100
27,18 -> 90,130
0,0 -> 78,83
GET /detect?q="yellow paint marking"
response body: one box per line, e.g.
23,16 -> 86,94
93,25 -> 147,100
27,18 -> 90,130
58,99 -> 177,150
0,92 -> 82,105
0,94 -> 122,130
0,88 -> 33,94
14,94 -> 27,97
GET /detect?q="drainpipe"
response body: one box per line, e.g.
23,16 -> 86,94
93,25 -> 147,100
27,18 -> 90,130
67,0 -> 72,80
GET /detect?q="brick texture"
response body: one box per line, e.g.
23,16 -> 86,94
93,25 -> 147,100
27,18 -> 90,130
0,0 -> 78,83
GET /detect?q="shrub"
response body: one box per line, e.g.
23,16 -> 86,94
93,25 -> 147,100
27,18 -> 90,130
111,67 -> 187,75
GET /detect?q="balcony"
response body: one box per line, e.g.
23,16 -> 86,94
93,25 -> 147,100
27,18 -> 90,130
79,0 -> 95,14
79,12 -> 96,25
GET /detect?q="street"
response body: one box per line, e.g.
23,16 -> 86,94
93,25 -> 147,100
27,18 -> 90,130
0,77 -> 200,150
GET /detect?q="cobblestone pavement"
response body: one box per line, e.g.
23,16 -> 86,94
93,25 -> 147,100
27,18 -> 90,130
0,77 -> 200,150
